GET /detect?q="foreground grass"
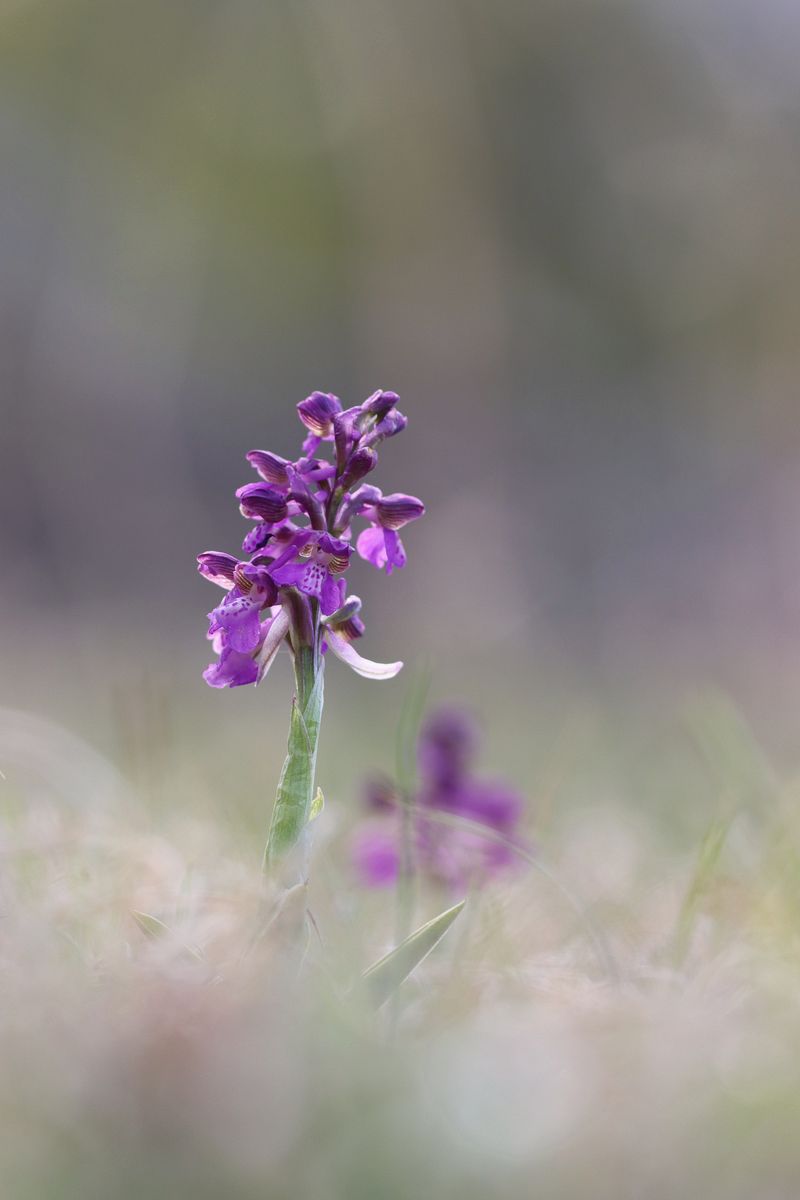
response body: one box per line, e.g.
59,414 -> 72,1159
1,702 -> 800,1198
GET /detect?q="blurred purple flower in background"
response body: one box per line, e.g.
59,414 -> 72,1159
353,708 -> 527,892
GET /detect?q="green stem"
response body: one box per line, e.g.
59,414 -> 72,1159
394,792 -> 417,946
294,643 -> 318,708
263,641 -> 325,883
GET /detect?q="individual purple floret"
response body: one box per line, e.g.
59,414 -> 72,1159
269,531 -> 351,616
206,563 -> 277,650
197,389 -> 424,688
354,489 -> 426,575
352,707 -> 526,891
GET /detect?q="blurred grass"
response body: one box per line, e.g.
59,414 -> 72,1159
1,687 -> 800,1196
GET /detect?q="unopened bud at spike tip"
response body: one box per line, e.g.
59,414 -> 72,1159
340,446 -> 378,490
297,391 -> 342,437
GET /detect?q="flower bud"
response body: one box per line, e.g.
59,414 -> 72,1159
297,391 -> 342,437
236,483 -> 289,524
364,408 -> 407,446
246,449 -> 291,487
333,410 -> 358,471
362,390 -> 400,422
340,446 -> 378,490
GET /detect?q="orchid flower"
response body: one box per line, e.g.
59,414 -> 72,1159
196,389 -> 425,879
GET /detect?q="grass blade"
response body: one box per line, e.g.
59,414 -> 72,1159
361,899 -> 465,1008
672,817 -> 731,967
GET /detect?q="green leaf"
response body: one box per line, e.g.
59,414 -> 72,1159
395,666 -> 431,793
131,909 -> 170,940
684,690 -> 777,817
264,657 -> 325,866
309,787 -> 325,821
672,817 -> 731,966
361,900 -> 465,1008
131,910 -> 205,961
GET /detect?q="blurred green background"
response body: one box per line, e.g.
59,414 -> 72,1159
3,0 -> 800,835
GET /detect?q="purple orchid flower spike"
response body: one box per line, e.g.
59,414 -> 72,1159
196,387 -> 425,879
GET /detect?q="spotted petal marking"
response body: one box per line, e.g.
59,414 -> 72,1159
301,561 -> 327,596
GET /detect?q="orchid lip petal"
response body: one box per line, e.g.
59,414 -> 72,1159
356,525 -> 387,570
256,608 -> 291,683
326,630 -> 403,680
